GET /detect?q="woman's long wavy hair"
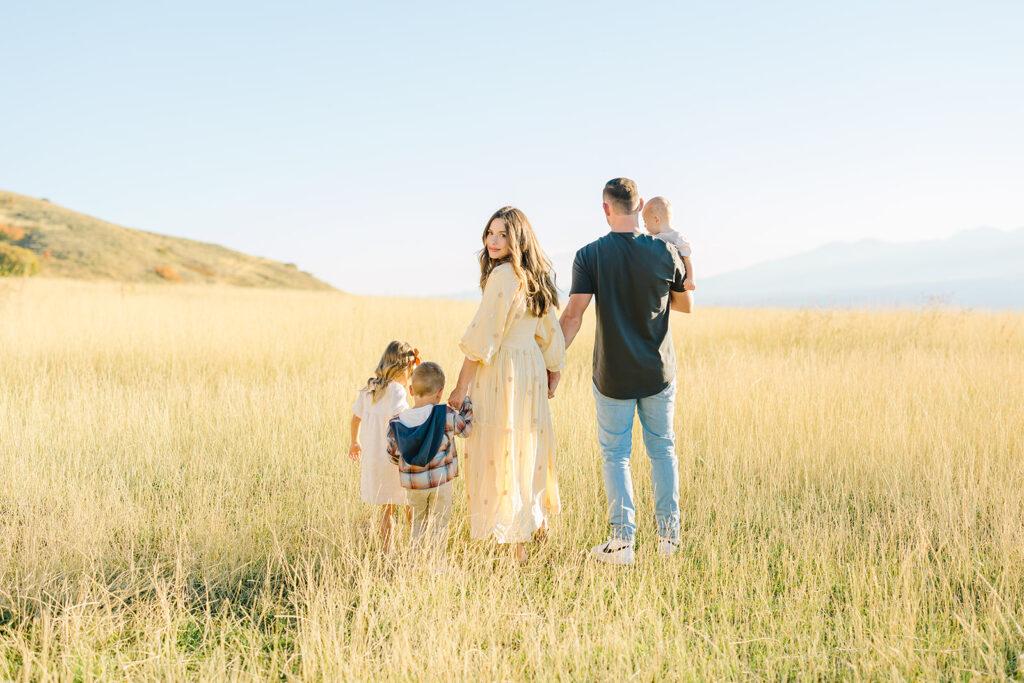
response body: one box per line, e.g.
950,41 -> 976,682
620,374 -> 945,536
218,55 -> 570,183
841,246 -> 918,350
364,340 -> 416,402
478,206 -> 559,317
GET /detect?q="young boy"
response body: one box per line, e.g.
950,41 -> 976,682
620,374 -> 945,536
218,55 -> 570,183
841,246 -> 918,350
642,196 -> 696,291
386,361 -> 473,555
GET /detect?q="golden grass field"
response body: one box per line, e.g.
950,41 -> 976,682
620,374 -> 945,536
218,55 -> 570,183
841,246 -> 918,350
1,278 -> 1023,680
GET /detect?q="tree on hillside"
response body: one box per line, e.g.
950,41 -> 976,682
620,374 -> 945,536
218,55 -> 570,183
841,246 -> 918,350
0,224 -> 27,242
0,243 -> 40,276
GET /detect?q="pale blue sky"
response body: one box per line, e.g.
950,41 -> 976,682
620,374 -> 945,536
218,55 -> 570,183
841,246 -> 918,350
4,0 -> 1022,295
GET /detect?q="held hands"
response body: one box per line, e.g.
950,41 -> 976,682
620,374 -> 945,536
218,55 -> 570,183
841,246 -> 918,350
683,277 -> 696,291
547,370 -> 561,399
348,442 -> 362,462
447,385 -> 468,409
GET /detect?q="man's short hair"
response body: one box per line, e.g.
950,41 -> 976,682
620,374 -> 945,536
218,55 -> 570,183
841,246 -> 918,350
411,361 -> 445,396
603,177 -> 641,215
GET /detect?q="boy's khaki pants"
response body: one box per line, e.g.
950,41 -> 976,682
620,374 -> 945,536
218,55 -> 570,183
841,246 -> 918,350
407,481 -> 453,551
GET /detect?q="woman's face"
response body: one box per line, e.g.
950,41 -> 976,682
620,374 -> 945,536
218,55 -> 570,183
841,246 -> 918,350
485,218 -> 511,260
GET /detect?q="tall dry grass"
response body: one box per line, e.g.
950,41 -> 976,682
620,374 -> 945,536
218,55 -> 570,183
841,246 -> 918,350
1,278 -> 1022,680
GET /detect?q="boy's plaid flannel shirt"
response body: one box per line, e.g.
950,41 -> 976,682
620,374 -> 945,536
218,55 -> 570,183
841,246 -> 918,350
386,398 -> 473,490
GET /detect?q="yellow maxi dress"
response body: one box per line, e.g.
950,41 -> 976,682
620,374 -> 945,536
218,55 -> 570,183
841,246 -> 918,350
459,263 -> 565,543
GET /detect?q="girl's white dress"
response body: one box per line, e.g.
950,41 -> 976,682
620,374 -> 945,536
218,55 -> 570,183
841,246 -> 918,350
352,381 -> 408,505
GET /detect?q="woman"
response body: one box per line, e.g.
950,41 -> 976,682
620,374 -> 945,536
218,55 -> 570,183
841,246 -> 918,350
447,206 -> 565,563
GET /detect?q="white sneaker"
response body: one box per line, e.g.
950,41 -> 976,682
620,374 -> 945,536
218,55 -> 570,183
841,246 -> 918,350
591,538 -> 635,566
657,536 -> 680,557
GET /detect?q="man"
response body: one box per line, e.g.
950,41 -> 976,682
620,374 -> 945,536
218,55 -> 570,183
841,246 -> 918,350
556,177 -> 692,565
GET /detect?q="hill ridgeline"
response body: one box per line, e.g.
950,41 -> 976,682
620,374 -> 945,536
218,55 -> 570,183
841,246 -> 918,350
0,190 -> 333,290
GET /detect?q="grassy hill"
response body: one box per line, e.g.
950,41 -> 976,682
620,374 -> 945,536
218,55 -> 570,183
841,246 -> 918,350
0,189 -> 334,290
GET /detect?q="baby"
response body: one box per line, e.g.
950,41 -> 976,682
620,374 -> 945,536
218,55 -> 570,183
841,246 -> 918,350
642,196 -> 695,291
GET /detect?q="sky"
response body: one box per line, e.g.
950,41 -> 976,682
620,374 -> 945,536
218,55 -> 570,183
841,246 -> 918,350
3,0 -> 1023,296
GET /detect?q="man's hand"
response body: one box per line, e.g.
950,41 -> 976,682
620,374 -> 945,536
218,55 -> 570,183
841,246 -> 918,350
670,289 -> 693,313
683,277 -> 695,291
547,370 -> 561,398
348,442 -> 362,462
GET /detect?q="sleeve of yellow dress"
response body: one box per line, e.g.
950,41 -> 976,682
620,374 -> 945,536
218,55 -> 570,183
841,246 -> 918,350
459,265 -> 521,366
535,306 -> 566,372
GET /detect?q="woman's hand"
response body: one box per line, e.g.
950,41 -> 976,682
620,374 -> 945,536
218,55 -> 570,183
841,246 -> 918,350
449,358 -> 479,408
348,442 -> 362,462
547,370 -> 561,399
447,385 -> 467,409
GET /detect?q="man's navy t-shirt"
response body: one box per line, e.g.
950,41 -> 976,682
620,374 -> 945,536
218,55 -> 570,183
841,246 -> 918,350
570,232 -> 687,400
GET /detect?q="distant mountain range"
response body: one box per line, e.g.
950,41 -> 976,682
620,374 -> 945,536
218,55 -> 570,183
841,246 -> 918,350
701,227 -> 1024,309
0,190 -> 333,290
12,188 -> 1014,308
442,228 -> 1024,310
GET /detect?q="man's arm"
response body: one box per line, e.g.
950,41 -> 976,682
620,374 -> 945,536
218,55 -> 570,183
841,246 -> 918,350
559,293 -> 593,350
670,290 -> 693,313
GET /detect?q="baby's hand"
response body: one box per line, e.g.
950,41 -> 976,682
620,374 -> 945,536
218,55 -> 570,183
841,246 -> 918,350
348,442 -> 362,462
683,277 -> 695,291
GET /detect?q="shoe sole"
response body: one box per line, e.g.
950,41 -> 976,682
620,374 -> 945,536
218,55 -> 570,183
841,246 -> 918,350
591,547 -> 634,566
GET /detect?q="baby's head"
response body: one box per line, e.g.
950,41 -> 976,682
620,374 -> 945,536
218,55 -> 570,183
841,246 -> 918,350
410,361 -> 445,403
642,196 -> 673,234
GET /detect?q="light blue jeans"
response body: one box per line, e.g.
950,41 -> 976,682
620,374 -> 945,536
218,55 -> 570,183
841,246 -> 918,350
593,381 -> 680,543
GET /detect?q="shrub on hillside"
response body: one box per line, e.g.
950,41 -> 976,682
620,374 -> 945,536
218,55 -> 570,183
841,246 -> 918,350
0,224 -> 26,242
182,262 -> 216,277
0,244 -> 40,276
155,265 -> 183,283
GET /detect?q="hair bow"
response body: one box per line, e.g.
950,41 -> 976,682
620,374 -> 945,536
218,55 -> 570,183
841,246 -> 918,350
412,348 -> 421,367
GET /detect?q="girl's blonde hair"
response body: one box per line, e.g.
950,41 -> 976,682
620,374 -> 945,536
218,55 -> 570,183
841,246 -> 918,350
364,341 -> 416,402
478,206 -> 559,317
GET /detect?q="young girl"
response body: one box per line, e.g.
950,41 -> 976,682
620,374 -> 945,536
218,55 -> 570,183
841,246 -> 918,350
349,340 -> 419,548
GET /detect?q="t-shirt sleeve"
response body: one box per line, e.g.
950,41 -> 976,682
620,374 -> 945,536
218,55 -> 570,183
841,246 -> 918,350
352,389 -> 367,419
569,249 -> 594,295
668,247 -> 687,292
388,383 -> 408,417
671,233 -> 692,258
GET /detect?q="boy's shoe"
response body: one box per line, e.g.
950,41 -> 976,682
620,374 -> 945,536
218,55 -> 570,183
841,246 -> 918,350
591,538 -> 635,566
657,536 -> 680,557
